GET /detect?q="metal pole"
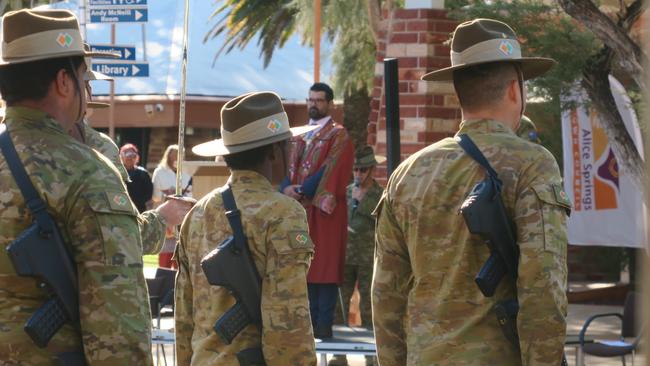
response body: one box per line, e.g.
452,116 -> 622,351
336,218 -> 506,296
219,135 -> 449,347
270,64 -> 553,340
176,0 -> 190,196
384,58 -> 400,176
313,0 -> 321,82
141,23 -> 148,62
80,0 -> 87,40
108,24 -> 116,140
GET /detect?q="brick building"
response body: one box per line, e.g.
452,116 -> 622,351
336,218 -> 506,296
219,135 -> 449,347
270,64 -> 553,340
367,0 -> 460,183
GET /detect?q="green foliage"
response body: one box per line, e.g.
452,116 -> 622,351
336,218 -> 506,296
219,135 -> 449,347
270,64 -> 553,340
1,0 -> 52,14
291,0 -> 377,97
205,0 -> 378,97
330,29 -> 376,96
204,0 -> 298,67
525,102 -> 564,171
446,0 -> 601,115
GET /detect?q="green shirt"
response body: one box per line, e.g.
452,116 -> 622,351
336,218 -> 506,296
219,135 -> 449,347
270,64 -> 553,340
345,180 -> 382,267
0,107 -> 153,365
82,123 -> 165,255
373,119 -> 570,366
175,170 -> 317,365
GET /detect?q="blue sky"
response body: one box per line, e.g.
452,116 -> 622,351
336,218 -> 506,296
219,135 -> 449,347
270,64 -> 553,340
46,0 -> 332,100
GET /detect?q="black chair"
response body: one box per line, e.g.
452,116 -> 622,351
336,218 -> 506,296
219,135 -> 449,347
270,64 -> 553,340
578,292 -> 643,366
146,268 -> 177,366
153,268 -> 176,322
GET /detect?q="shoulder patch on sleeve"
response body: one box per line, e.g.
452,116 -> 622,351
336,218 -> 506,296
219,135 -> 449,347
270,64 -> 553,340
551,183 -> 572,209
106,192 -> 133,212
288,231 -> 313,250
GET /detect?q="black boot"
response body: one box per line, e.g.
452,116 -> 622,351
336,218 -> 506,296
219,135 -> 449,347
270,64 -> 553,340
314,324 -> 333,339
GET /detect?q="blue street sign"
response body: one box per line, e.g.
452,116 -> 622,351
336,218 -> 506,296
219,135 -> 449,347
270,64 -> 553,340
89,7 -> 148,23
90,44 -> 136,60
89,0 -> 147,5
92,62 -> 149,78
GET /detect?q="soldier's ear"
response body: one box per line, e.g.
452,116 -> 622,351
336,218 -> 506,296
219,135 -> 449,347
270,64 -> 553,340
52,69 -> 69,97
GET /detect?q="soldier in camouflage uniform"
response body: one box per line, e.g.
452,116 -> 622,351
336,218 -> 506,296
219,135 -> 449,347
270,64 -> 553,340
330,146 -> 385,366
373,19 -> 570,366
0,9 -> 153,364
176,91 -> 319,365
70,48 -> 192,254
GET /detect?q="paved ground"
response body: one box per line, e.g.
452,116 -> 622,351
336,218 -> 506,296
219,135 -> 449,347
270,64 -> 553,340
150,303 -> 644,366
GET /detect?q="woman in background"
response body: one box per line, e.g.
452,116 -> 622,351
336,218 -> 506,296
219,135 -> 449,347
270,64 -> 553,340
152,144 -> 193,268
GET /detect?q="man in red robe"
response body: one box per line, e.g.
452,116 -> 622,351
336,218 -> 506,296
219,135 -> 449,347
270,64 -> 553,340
281,82 -> 354,339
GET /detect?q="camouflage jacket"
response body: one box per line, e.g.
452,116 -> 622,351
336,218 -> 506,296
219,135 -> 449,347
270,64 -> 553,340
373,119 -> 569,366
82,123 -> 165,254
175,170 -> 316,366
345,180 -> 382,267
0,107 -> 153,365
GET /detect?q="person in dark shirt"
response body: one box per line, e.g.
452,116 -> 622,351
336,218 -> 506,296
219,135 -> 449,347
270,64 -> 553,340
120,143 -> 153,213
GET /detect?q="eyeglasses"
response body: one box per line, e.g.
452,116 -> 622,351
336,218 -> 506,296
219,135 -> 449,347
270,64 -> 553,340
306,98 -> 327,104
353,167 -> 369,173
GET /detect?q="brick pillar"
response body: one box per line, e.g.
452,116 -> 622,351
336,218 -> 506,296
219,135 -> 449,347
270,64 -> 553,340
367,3 -> 460,183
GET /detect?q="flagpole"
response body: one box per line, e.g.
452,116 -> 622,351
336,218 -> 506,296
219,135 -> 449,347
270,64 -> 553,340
176,0 -> 190,196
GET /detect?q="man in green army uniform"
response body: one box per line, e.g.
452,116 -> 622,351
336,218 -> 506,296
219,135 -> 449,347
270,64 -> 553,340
373,19 -> 570,365
176,91 -> 318,365
70,48 -> 191,254
330,146 -> 385,366
0,9 -> 154,364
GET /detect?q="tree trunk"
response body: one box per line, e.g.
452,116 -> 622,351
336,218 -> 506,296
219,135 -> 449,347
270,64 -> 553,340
343,86 -> 372,150
580,48 -> 647,198
557,0 -> 645,90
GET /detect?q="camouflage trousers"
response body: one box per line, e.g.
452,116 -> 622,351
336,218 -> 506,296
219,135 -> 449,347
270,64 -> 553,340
334,263 -> 373,329
331,264 -> 376,366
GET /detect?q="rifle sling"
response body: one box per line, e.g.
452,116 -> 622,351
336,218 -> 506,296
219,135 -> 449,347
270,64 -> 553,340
221,185 -> 248,253
0,125 -> 54,233
0,125 -> 85,363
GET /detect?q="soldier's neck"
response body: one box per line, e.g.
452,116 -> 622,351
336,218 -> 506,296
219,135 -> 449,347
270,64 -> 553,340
14,98 -> 76,134
461,107 -> 518,132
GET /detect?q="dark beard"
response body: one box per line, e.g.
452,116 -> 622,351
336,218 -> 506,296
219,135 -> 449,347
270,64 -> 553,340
309,107 -> 325,120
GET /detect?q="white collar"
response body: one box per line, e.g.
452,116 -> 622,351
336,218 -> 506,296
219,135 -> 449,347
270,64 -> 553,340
308,116 -> 331,127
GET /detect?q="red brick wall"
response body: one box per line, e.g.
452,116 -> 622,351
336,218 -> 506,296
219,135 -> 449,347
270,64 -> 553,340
368,8 -> 460,183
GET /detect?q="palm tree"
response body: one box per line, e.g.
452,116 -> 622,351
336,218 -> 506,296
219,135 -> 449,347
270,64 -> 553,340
204,0 -> 396,149
0,0 -> 51,13
203,0 -> 298,68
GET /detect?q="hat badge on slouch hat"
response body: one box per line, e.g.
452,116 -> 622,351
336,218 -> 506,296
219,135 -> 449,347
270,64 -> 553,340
192,91 -> 319,157
421,18 -> 556,82
0,9 -> 112,66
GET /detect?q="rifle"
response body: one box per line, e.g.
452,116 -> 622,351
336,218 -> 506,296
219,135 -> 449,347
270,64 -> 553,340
457,134 -> 567,366
200,185 -> 266,366
0,127 -> 86,365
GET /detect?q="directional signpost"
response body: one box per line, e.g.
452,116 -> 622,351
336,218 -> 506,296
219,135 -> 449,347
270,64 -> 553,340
89,44 -> 136,60
92,62 -> 149,78
87,0 -> 149,138
89,7 -> 147,23
88,0 -> 147,6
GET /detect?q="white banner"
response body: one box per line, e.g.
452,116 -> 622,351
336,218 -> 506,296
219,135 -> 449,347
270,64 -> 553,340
561,76 -> 645,248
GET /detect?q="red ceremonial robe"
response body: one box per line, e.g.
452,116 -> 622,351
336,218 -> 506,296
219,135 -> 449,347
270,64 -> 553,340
288,118 -> 354,284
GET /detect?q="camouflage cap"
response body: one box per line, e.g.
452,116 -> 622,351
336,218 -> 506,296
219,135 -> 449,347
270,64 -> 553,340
354,145 -> 386,169
516,115 -> 541,143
